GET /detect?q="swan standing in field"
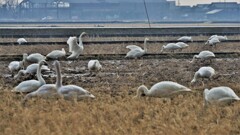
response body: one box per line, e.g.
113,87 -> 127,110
88,60 -> 102,75
12,60 -> 47,93
17,38 -> 27,45
125,38 -> 149,58
67,32 -> 87,60
177,36 -> 193,42
14,63 -> 50,79
204,86 -> 240,106
160,43 -> 182,53
46,48 -> 66,60
190,51 -> 215,63
191,66 -> 215,86
205,37 -> 220,47
54,60 -> 95,100
134,81 -> 191,98
175,42 -> 189,51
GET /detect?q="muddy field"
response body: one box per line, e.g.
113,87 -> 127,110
0,35 -> 240,134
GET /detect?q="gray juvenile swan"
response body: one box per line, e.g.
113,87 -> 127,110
134,81 -> 191,98
204,86 -> 240,106
46,48 -> 66,60
190,50 -> 215,63
55,60 -> 95,100
12,60 -> 47,93
67,32 -> 87,60
125,38 -> 149,58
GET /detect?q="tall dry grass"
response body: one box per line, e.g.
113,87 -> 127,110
0,57 -> 240,134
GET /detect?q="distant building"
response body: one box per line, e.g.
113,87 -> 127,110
0,0 -> 239,22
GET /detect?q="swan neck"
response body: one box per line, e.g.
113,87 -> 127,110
192,72 -> 199,82
143,39 -> 148,52
191,55 -> 197,63
55,61 -> 62,88
37,63 -> 45,84
136,85 -> 149,98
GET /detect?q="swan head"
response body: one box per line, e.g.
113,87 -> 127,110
39,60 -> 48,66
133,85 -> 148,99
144,38 -> 149,41
223,36 -> 228,40
80,32 -> 87,37
160,45 -> 166,53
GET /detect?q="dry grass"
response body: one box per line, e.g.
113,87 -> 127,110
1,57 -> 240,134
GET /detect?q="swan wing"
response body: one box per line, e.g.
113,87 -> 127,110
67,37 -> 79,53
13,80 -> 41,93
125,49 -> 145,58
59,85 -> 87,95
126,45 -> 143,51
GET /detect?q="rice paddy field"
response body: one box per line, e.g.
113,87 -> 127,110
0,33 -> 240,135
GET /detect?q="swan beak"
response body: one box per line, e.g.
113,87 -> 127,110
89,94 -> 95,98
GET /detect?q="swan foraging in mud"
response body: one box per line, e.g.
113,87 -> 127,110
204,86 -> 240,106
12,60 -> 47,93
134,81 -> 191,98
8,61 -> 24,76
14,63 -> 50,79
67,32 -> 87,60
17,38 -> 27,45
209,35 -> 228,41
125,38 -> 149,58
88,60 -> 102,74
160,43 -> 182,53
205,37 -> 220,47
191,66 -> 215,86
190,51 -> 215,63
46,48 -> 66,60
177,36 -> 193,42
23,53 -> 46,65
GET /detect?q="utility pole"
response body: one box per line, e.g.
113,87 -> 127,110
143,0 -> 151,28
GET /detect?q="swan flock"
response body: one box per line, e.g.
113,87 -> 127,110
9,33 -> 239,107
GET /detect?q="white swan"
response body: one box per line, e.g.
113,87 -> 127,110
23,53 -> 46,64
160,43 -> 182,53
177,36 -> 193,42
204,86 -> 240,106
125,38 -> 149,58
46,48 -> 66,60
12,60 -> 47,93
175,42 -> 189,51
88,60 -> 102,72
190,51 -> 215,63
134,81 -> 191,98
54,60 -> 95,100
14,63 -> 50,79
17,38 -> 27,45
67,32 -> 87,59
191,66 -> 215,86
205,37 -> 220,47
8,61 -> 24,75
209,35 -> 228,41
